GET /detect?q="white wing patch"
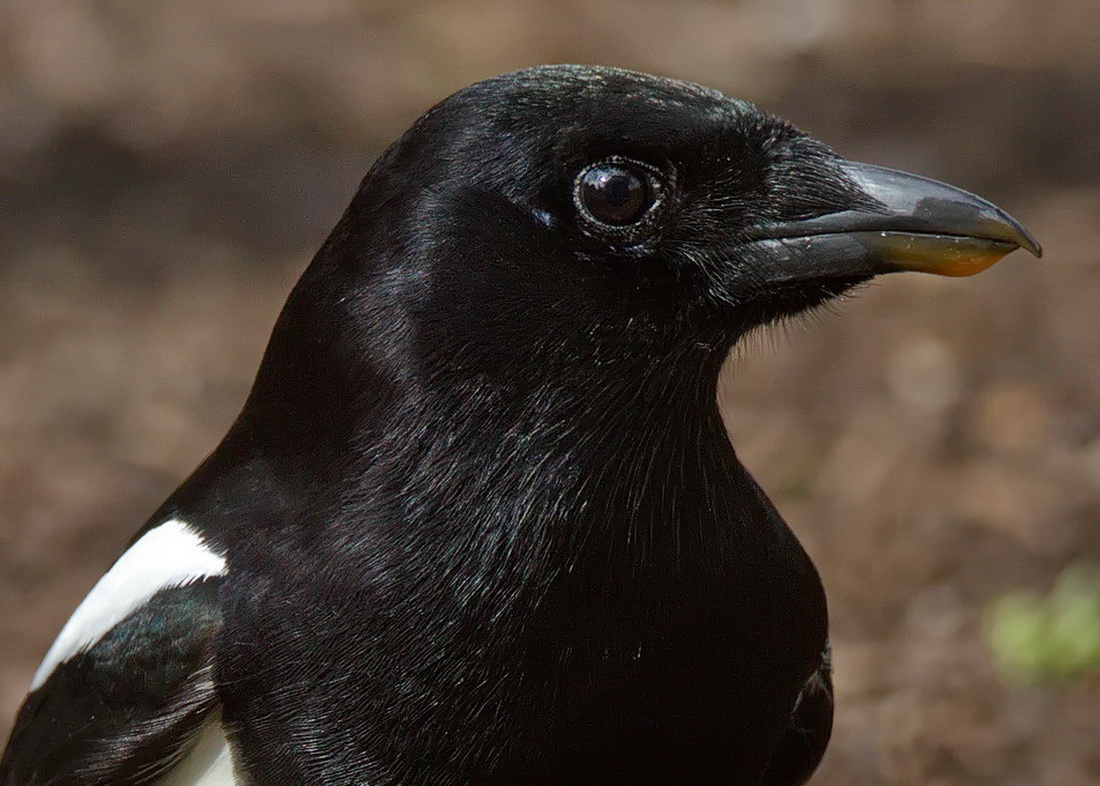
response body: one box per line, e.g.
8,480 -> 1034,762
31,518 -> 227,689
157,719 -> 240,786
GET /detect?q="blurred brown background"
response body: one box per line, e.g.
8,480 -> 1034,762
2,1 -> 1099,783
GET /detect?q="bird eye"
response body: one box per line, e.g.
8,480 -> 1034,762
573,159 -> 665,239
578,165 -> 649,225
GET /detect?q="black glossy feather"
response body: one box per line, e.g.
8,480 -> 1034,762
1,580 -> 222,786
762,646 -> 834,786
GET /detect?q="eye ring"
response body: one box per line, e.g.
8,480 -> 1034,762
572,157 -> 669,247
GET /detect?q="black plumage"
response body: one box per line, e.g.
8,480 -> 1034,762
1,65 -> 1039,786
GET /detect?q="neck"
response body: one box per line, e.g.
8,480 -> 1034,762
361,344 -> 786,617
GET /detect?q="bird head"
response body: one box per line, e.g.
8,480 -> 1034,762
252,65 -> 1040,431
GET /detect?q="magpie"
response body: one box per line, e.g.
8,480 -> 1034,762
1,65 -> 1040,786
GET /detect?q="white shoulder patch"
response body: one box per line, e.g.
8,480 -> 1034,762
31,518 -> 227,689
157,719 -> 240,786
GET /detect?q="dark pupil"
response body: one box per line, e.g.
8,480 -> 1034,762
581,166 -> 648,226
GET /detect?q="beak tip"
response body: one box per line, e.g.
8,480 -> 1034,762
1010,222 -> 1043,258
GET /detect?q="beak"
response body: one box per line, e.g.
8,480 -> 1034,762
742,161 -> 1042,285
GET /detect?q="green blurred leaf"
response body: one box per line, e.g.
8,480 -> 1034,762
984,562 -> 1100,686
